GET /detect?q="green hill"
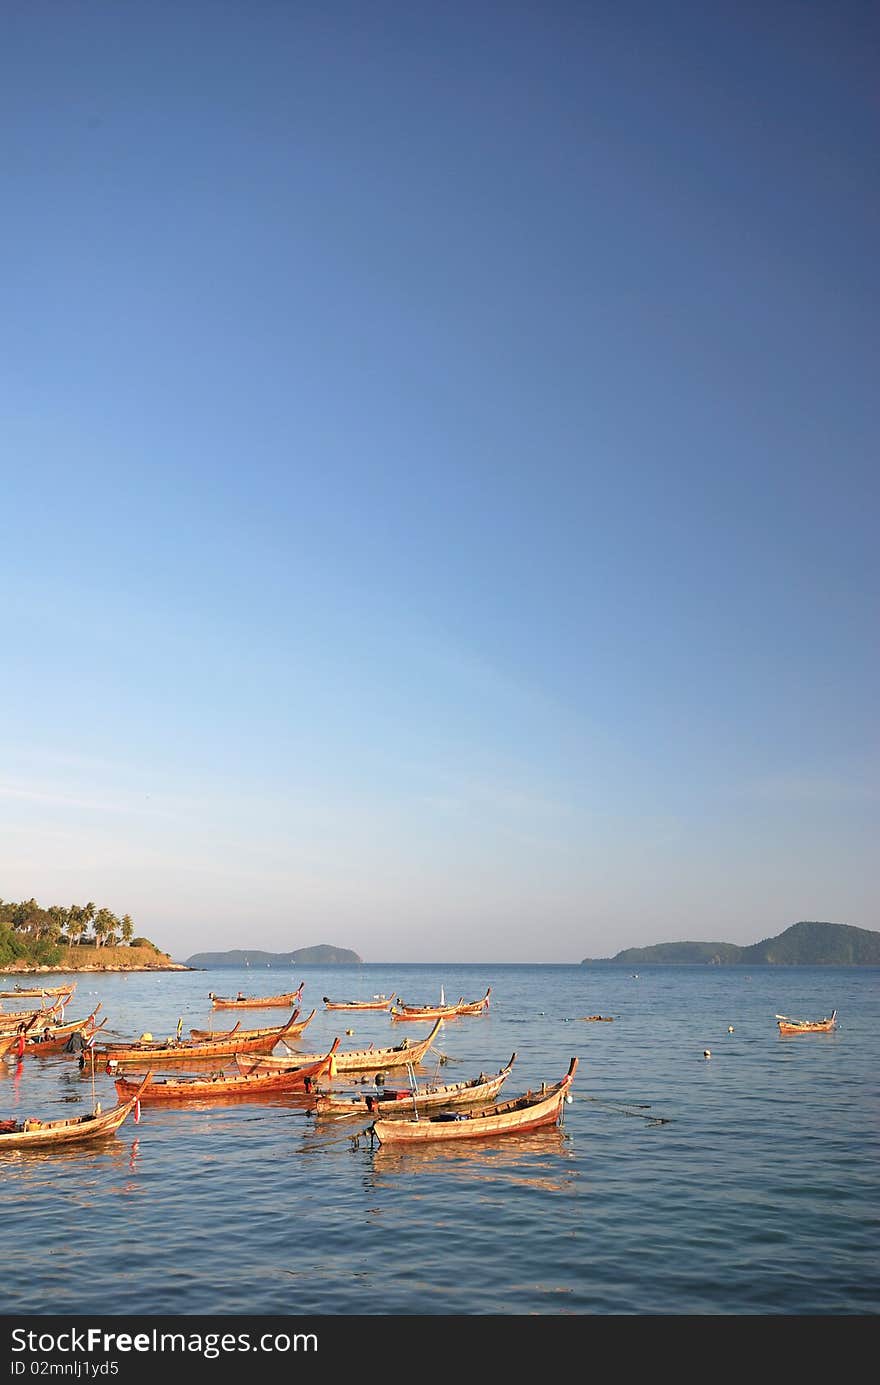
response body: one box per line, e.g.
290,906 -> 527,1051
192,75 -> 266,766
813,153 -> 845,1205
582,920 -> 880,966
185,945 -> 362,968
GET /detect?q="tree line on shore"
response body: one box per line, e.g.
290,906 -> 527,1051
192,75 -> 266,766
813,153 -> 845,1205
0,896 -> 152,966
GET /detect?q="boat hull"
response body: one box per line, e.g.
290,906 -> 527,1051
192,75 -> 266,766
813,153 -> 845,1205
776,1010 -> 838,1035
391,989 -> 491,1020
114,1043 -> 339,1103
209,986 -> 304,1010
94,1009 -> 306,1066
239,1017 -> 444,1076
189,1009 -> 316,1041
323,994 -> 396,1011
368,1058 -> 577,1145
0,1074 -> 150,1151
312,1055 -> 516,1119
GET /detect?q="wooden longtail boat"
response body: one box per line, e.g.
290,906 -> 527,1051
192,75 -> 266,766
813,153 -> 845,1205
368,1057 -> 578,1145
113,1039 -> 341,1104
776,1010 -> 838,1035
93,1008 -> 306,1067
322,994 -> 396,1012
390,988 -> 491,1021
390,1000 -> 462,1022
581,1015 -> 615,1022
16,1004 -> 102,1047
311,1053 -> 517,1119
0,1073 -> 150,1152
208,984 -> 304,1010
0,992 -> 75,1030
451,987 -> 492,1015
25,1010 -> 107,1055
189,1008 -> 316,1042
238,1016 -> 445,1077
0,982 -> 77,999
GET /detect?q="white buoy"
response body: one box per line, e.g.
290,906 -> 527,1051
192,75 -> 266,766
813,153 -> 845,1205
728,1026 -> 734,1033
703,1049 -> 712,1058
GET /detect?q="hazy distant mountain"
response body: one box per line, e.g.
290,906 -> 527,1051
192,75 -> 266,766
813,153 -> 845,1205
582,920 -> 880,966
184,945 -> 362,967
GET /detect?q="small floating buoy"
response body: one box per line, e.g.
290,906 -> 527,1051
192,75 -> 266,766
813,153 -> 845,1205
703,1049 -> 712,1058
728,1026 -> 734,1033
345,1028 -> 354,1035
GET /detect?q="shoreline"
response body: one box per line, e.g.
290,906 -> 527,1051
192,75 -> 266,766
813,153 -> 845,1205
0,964 -> 193,974
0,950 -> 192,975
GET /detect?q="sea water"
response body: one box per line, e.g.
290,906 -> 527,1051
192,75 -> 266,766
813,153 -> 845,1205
2,962 -> 877,1316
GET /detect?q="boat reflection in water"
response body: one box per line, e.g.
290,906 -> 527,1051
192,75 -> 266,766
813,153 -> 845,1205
362,1125 -> 574,1186
0,1135 -> 140,1180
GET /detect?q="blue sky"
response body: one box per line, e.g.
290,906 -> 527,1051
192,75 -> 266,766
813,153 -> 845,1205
1,2 -> 877,961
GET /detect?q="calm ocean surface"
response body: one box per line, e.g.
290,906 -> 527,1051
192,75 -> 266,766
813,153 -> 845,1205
2,962 -> 878,1316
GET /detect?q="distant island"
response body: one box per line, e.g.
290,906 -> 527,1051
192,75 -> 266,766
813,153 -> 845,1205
184,945 -> 362,968
582,920 -> 880,966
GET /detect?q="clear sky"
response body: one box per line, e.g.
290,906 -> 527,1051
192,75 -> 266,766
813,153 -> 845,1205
1,2 -> 877,962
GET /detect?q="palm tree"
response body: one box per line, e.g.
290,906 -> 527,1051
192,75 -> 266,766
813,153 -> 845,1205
46,905 -> 66,946
79,901 -> 97,947
121,915 -> 134,946
57,906 -> 71,947
12,898 -> 41,938
67,905 -> 82,950
93,908 -> 114,948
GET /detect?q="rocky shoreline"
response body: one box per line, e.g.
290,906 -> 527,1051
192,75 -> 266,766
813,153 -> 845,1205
1,944 -> 192,975
0,962 -> 193,974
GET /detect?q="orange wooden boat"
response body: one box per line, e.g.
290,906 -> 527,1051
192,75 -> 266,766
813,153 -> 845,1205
776,1010 -> 838,1035
390,999 -> 463,1022
451,987 -> 492,1015
322,994 -> 396,1012
208,983 -> 304,1010
24,1007 -> 106,1055
368,1057 -> 577,1145
189,1008 -> 316,1042
0,1073 -> 150,1152
93,1008 -> 306,1067
311,1053 -> 517,1120
113,1039 -> 341,1104
238,1016 -> 445,1077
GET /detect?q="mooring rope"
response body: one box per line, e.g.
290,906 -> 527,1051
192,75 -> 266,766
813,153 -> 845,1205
582,1095 -> 670,1125
300,1124 -> 373,1152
